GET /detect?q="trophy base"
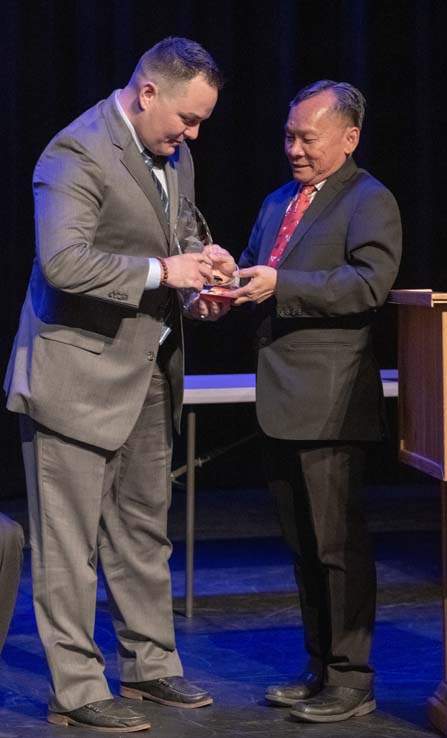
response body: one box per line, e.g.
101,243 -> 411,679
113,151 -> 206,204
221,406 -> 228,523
200,287 -> 238,303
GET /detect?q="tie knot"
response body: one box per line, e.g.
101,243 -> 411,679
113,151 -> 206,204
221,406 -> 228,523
142,149 -> 167,169
301,185 -> 316,196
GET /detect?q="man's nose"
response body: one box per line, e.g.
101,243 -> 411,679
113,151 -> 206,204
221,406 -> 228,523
289,140 -> 305,157
184,124 -> 200,141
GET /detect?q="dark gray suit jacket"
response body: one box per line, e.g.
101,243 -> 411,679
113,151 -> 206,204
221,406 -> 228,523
4,92 -> 195,450
239,157 -> 402,441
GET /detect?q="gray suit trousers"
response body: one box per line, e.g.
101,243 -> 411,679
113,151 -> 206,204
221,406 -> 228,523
20,365 -> 182,712
0,513 -> 24,653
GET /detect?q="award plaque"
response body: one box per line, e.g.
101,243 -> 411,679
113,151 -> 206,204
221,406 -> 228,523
174,195 -> 213,254
174,196 -> 238,304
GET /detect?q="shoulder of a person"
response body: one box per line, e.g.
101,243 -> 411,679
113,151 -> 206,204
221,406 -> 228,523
350,164 -> 395,200
330,163 -> 398,216
38,97 -> 109,164
263,179 -> 296,208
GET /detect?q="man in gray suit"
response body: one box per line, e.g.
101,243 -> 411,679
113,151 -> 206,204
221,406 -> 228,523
4,37 -> 235,733
234,81 -> 401,723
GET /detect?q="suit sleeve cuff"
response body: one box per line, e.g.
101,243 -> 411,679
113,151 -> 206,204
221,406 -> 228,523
144,258 -> 162,290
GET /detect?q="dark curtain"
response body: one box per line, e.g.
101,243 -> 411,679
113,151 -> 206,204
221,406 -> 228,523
1,0 -> 445,494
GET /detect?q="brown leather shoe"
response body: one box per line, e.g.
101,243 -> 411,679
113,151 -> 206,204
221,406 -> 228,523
47,697 -> 150,732
265,671 -> 323,706
121,676 -> 212,708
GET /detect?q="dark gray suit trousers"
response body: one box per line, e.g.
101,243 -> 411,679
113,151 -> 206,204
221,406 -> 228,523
265,438 -> 376,690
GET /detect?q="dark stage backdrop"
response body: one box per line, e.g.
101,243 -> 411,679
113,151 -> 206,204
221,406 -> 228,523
1,0 -> 445,495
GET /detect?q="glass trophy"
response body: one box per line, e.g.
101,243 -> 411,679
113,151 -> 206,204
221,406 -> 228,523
174,196 -> 238,305
174,195 -> 212,255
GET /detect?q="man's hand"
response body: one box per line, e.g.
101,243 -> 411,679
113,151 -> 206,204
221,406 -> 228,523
164,252 -> 213,291
187,295 -> 232,321
203,244 -> 238,286
232,266 -> 277,305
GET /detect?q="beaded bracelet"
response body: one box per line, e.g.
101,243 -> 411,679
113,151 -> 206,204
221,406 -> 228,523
157,257 -> 169,286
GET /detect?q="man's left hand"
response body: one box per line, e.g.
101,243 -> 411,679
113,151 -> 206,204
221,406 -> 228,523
232,266 -> 277,304
203,244 -> 238,285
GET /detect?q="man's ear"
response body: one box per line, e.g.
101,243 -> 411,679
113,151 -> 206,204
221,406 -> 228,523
345,126 -> 360,155
139,81 -> 158,111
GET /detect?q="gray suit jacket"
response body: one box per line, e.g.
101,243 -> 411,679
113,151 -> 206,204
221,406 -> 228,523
239,157 -> 402,441
4,92 -> 195,450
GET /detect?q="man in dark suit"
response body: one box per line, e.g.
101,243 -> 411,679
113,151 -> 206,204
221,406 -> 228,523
4,38 -> 235,732
233,80 -> 402,723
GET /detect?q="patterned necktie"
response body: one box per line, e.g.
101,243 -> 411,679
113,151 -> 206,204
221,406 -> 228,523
267,185 -> 316,268
142,149 -> 169,215
141,149 -> 173,344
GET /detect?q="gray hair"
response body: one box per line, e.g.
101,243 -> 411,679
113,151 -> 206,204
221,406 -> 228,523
132,37 -> 223,90
290,80 -> 366,129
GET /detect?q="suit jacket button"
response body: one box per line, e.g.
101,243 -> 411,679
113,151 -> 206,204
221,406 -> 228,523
258,337 -> 268,346
147,351 -> 155,361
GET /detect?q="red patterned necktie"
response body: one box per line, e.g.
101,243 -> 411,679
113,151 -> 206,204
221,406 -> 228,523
267,185 -> 316,268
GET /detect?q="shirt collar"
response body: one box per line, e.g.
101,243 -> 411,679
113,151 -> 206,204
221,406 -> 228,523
114,89 -> 144,154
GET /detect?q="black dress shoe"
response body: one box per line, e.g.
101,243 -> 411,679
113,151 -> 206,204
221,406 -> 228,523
290,685 -> 376,723
47,698 -> 151,732
265,671 -> 323,706
120,676 -> 212,708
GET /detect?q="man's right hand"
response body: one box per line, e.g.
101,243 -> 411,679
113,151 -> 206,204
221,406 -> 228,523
163,252 -> 213,291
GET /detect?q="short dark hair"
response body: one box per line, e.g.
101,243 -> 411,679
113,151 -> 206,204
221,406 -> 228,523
290,80 -> 366,129
133,37 -> 223,90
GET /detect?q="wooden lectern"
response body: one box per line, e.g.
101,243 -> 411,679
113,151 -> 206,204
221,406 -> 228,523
389,289 -> 447,735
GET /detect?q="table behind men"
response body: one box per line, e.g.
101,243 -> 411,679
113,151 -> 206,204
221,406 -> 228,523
179,369 -> 398,617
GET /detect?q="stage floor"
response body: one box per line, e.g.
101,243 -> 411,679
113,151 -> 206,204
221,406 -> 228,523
0,481 -> 442,737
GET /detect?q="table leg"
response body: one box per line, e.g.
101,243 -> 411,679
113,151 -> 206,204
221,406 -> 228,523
185,409 -> 196,618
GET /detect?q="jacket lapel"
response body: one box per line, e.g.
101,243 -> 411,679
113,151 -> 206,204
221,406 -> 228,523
259,181 -> 297,265
103,92 -> 171,243
277,157 -> 358,267
121,143 -> 170,242
165,158 -> 179,254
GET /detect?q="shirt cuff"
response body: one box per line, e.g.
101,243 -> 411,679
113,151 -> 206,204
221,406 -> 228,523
145,258 -> 162,289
